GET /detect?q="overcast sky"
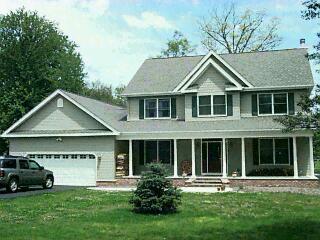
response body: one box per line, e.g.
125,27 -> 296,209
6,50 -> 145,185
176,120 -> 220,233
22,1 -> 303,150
0,0 -> 319,86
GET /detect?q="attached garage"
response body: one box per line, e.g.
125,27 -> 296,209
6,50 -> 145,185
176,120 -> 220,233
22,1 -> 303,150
28,154 -> 97,186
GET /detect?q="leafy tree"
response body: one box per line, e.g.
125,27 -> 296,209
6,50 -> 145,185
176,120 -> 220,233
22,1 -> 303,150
199,3 -> 282,53
130,163 -> 182,214
0,8 -> 86,153
83,81 -> 126,107
276,0 -> 320,159
160,30 -> 196,57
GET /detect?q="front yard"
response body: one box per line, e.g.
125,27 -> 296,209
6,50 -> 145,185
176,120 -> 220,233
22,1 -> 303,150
0,189 -> 320,240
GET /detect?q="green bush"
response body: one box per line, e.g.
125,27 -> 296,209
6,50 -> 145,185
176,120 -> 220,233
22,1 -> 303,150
247,167 -> 294,176
129,163 -> 182,214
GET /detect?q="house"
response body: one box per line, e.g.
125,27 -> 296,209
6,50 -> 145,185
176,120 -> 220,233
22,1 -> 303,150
1,48 -> 318,187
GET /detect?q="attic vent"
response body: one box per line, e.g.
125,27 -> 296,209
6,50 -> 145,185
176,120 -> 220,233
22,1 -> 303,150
57,98 -> 64,108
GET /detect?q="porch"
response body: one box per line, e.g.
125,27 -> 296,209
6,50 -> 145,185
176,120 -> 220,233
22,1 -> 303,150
115,136 -> 315,179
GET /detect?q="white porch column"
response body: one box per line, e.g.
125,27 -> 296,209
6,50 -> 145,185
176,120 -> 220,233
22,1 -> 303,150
241,138 -> 246,178
191,139 -> 196,178
293,137 -> 298,178
222,138 -> 227,178
173,139 -> 178,178
128,139 -> 133,177
309,136 -> 315,177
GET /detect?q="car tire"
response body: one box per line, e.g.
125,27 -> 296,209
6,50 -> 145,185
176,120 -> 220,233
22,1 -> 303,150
6,178 -> 19,193
43,176 -> 54,189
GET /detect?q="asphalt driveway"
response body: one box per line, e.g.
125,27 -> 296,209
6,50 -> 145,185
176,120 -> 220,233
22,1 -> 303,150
0,186 -> 79,199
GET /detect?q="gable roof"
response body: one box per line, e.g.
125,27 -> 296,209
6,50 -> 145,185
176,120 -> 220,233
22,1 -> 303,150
2,90 -> 121,137
123,48 -> 314,96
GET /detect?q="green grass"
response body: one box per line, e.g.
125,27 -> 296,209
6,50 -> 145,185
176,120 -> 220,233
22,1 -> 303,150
315,161 -> 320,174
1,189 -> 320,240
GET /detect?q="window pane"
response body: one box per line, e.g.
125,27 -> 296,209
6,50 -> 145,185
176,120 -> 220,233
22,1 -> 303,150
158,99 -> 170,118
213,95 -> 225,105
274,94 -> 287,114
145,141 -> 157,163
275,139 -> 289,164
29,161 -> 40,170
259,139 -> 273,164
199,106 -> 211,115
145,99 -> 157,118
259,94 -> 272,114
0,159 -> 16,169
19,160 -> 29,169
213,105 -> 226,115
199,96 -> 211,105
159,141 -> 171,164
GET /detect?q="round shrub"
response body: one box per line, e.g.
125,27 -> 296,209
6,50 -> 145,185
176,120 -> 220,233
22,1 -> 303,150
129,163 -> 182,214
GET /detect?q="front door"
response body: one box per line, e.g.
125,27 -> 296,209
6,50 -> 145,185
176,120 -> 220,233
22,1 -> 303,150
202,141 -> 222,174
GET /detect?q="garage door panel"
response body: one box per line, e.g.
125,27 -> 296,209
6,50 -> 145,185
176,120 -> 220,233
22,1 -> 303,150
30,154 -> 96,186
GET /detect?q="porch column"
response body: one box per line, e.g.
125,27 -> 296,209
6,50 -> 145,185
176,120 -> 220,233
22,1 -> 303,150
293,137 -> 298,178
173,139 -> 178,178
191,138 -> 196,178
241,138 -> 246,178
309,136 -> 315,177
128,139 -> 133,177
222,138 -> 227,178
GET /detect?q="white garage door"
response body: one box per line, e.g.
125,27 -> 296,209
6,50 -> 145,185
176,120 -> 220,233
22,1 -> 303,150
28,154 -> 96,186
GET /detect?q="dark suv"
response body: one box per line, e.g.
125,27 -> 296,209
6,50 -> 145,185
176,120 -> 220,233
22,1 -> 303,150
0,156 -> 54,193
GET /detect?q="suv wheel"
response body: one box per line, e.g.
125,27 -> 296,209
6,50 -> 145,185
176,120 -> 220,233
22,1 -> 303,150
6,178 -> 19,193
43,176 -> 54,189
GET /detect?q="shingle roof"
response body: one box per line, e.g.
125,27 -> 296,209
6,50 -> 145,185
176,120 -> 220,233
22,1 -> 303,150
123,48 -> 314,95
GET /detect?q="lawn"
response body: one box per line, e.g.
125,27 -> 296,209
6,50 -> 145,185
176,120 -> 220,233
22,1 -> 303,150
0,189 -> 320,240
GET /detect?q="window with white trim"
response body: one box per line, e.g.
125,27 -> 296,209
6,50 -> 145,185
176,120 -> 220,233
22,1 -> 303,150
71,154 -> 78,159
145,140 -> 171,164
54,155 -> 60,159
145,98 -> 170,118
259,138 -> 290,165
198,95 -> 226,116
258,93 -> 288,115
80,154 -> 87,159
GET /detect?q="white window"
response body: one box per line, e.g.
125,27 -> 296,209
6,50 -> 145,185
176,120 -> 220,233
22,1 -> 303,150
37,155 -> 44,159
62,155 -> 69,159
54,155 -> 60,159
57,98 -> 64,108
145,98 -> 171,119
259,138 -> 290,165
258,93 -> 288,115
45,155 -> 52,159
71,154 -> 78,159
80,154 -> 87,159
29,154 -> 35,159
145,140 -> 171,164
198,95 -> 227,116
89,155 -> 95,159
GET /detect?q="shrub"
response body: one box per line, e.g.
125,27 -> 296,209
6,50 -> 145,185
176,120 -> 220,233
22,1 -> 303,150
129,163 -> 182,214
247,167 -> 294,176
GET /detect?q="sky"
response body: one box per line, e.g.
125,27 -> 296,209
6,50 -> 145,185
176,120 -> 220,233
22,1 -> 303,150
0,0 -> 319,86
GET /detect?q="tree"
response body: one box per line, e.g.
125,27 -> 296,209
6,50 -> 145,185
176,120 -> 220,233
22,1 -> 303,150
160,30 -> 196,57
276,1 -> 320,159
130,163 -> 182,214
83,81 -> 126,107
0,8 -> 86,153
199,3 -> 282,53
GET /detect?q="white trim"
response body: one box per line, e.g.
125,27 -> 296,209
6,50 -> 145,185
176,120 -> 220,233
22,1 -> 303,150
222,138 -> 227,177
2,132 -> 117,138
309,136 -> 315,177
2,89 -> 119,136
197,94 -> 227,117
241,138 -> 246,177
201,139 -> 223,175
180,58 -> 243,92
173,139 -> 178,178
173,51 -> 253,92
293,136 -> 298,178
144,98 -> 171,119
191,138 -> 196,177
257,92 -> 289,116
258,138 -> 290,165
129,139 -> 133,177
243,85 -> 314,91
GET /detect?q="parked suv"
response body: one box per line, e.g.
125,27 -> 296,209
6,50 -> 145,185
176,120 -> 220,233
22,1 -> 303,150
0,156 -> 54,193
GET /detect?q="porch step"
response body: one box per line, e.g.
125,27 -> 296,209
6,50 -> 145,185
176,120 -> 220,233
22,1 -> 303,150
190,178 -> 227,189
191,183 -> 223,187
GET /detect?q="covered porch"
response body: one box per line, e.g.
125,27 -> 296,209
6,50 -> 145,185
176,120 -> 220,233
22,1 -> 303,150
115,136 -> 315,179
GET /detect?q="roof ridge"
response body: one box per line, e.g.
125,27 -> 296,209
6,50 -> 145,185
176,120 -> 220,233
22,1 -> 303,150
148,47 -> 307,60
60,89 -> 125,110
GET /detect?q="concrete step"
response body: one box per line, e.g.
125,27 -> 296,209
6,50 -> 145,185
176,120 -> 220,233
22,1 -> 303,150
190,183 -> 223,187
193,179 -> 222,184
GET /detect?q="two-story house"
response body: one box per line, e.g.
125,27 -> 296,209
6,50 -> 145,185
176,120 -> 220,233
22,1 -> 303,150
1,48 -> 317,187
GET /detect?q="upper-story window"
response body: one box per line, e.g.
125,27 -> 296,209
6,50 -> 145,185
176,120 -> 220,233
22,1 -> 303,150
145,98 -> 171,119
198,95 -> 226,116
258,93 -> 288,115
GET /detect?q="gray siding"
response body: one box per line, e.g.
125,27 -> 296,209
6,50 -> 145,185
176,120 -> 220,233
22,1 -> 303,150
9,136 -> 115,180
16,96 -> 107,132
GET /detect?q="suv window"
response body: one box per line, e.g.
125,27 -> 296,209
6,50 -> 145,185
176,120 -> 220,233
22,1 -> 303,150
0,159 -> 17,169
19,160 -> 29,169
29,160 -> 41,170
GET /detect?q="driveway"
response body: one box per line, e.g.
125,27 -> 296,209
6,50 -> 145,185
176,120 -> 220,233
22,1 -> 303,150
0,186 -> 79,199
